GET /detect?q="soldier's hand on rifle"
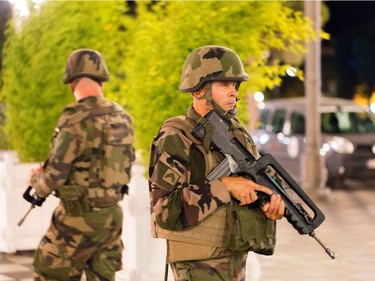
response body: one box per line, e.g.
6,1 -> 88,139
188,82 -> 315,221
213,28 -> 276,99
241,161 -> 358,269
220,176 -> 270,205
261,193 -> 285,221
220,176 -> 285,220
27,163 -> 43,186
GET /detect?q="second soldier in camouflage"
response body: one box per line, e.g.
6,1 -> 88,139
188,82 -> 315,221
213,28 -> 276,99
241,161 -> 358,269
29,49 -> 135,281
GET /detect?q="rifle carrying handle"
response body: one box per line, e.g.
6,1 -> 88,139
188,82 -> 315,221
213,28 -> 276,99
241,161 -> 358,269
256,154 -> 325,234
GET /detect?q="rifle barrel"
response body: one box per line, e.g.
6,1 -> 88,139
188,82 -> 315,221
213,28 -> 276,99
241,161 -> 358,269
310,231 -> 337,259
17,205 -> 35,227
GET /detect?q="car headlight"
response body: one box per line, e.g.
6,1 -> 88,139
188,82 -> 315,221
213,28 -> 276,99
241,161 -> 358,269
323,136 -> 355,154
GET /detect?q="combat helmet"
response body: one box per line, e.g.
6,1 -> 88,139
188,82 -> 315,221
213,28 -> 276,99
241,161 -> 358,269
63,49 -> 110,84
179,45 -> 248,92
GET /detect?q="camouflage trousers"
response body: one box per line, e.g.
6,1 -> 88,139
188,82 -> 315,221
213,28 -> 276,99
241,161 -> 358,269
170,253 -> 248,281
33,202 -> 124,281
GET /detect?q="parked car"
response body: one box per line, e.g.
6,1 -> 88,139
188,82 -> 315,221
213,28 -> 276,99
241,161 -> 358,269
252,97 -> 375,188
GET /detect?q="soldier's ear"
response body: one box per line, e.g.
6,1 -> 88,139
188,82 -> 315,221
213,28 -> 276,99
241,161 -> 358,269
68,78 -> 81,93
67,83 -> 74,93
192,86 -> 206,99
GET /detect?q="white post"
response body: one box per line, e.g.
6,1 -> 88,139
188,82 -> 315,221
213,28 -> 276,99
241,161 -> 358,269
3,152 -> 18,253
302,0 -> 322,190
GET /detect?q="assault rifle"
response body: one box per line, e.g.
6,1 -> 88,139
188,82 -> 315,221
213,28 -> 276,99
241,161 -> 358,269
192,110 -> 337,259
17,186 -> 46,226
17,160 -> 55,227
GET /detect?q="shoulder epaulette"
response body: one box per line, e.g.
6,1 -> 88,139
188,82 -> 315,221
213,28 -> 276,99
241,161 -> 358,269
160,115 -> 200,144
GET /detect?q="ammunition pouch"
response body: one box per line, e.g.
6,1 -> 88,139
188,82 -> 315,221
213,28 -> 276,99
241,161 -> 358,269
57,184 -> 127,216
60,199 -> 90,216
226,202 -> 276,255
57,185 -> 87,216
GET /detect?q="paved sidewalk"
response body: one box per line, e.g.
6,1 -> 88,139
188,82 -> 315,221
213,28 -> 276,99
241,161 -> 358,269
0,251 -> 33,281
1,183 -> 375,281
251,183 -> 375,281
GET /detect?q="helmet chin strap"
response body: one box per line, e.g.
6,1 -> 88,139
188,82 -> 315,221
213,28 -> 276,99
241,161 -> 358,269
203,82 -> 238,120
203,82 -> 213,107
212,102 -> 237,120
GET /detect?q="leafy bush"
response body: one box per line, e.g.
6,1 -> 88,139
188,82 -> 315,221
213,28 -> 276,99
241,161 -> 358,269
1,0 -> 316,162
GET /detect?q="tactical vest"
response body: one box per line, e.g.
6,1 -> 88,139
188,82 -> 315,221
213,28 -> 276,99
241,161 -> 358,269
55,98 -> 134,215
151,115 -> 276,262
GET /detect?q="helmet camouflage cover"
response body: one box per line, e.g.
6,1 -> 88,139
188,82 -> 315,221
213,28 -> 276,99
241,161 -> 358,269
179,45 -> 249,92
63,48 -> 110,84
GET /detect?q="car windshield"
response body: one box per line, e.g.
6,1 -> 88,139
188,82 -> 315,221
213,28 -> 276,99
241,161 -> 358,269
321,111 -> 375,134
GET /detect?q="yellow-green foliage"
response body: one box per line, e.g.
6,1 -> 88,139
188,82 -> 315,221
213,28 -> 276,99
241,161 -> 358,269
1,1 -> 129,161
120,1 -> 316,162
1,0 -> 317,163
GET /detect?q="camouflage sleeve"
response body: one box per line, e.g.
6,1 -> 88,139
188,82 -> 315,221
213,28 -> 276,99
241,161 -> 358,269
149,126 -> 231,231
31,123 -> 81,198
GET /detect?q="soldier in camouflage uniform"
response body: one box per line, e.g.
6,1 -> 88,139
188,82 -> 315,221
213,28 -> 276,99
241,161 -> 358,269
149,45 -> 285,281
28,49 -> 135,281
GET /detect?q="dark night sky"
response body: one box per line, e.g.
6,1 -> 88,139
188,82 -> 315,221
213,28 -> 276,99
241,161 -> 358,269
324,1 -> 375,36
322,1 -> 375,99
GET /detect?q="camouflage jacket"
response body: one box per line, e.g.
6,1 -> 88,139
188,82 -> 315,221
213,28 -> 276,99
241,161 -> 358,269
31,95 -> 135,202
149,106 -> 259,231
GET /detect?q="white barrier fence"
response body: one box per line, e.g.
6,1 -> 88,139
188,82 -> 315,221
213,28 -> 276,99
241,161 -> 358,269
0,151 -> 59,253
0,151 -> 169,280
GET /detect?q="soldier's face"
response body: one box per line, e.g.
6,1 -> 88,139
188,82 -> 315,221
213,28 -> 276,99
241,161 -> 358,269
212,81 -> 238,112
